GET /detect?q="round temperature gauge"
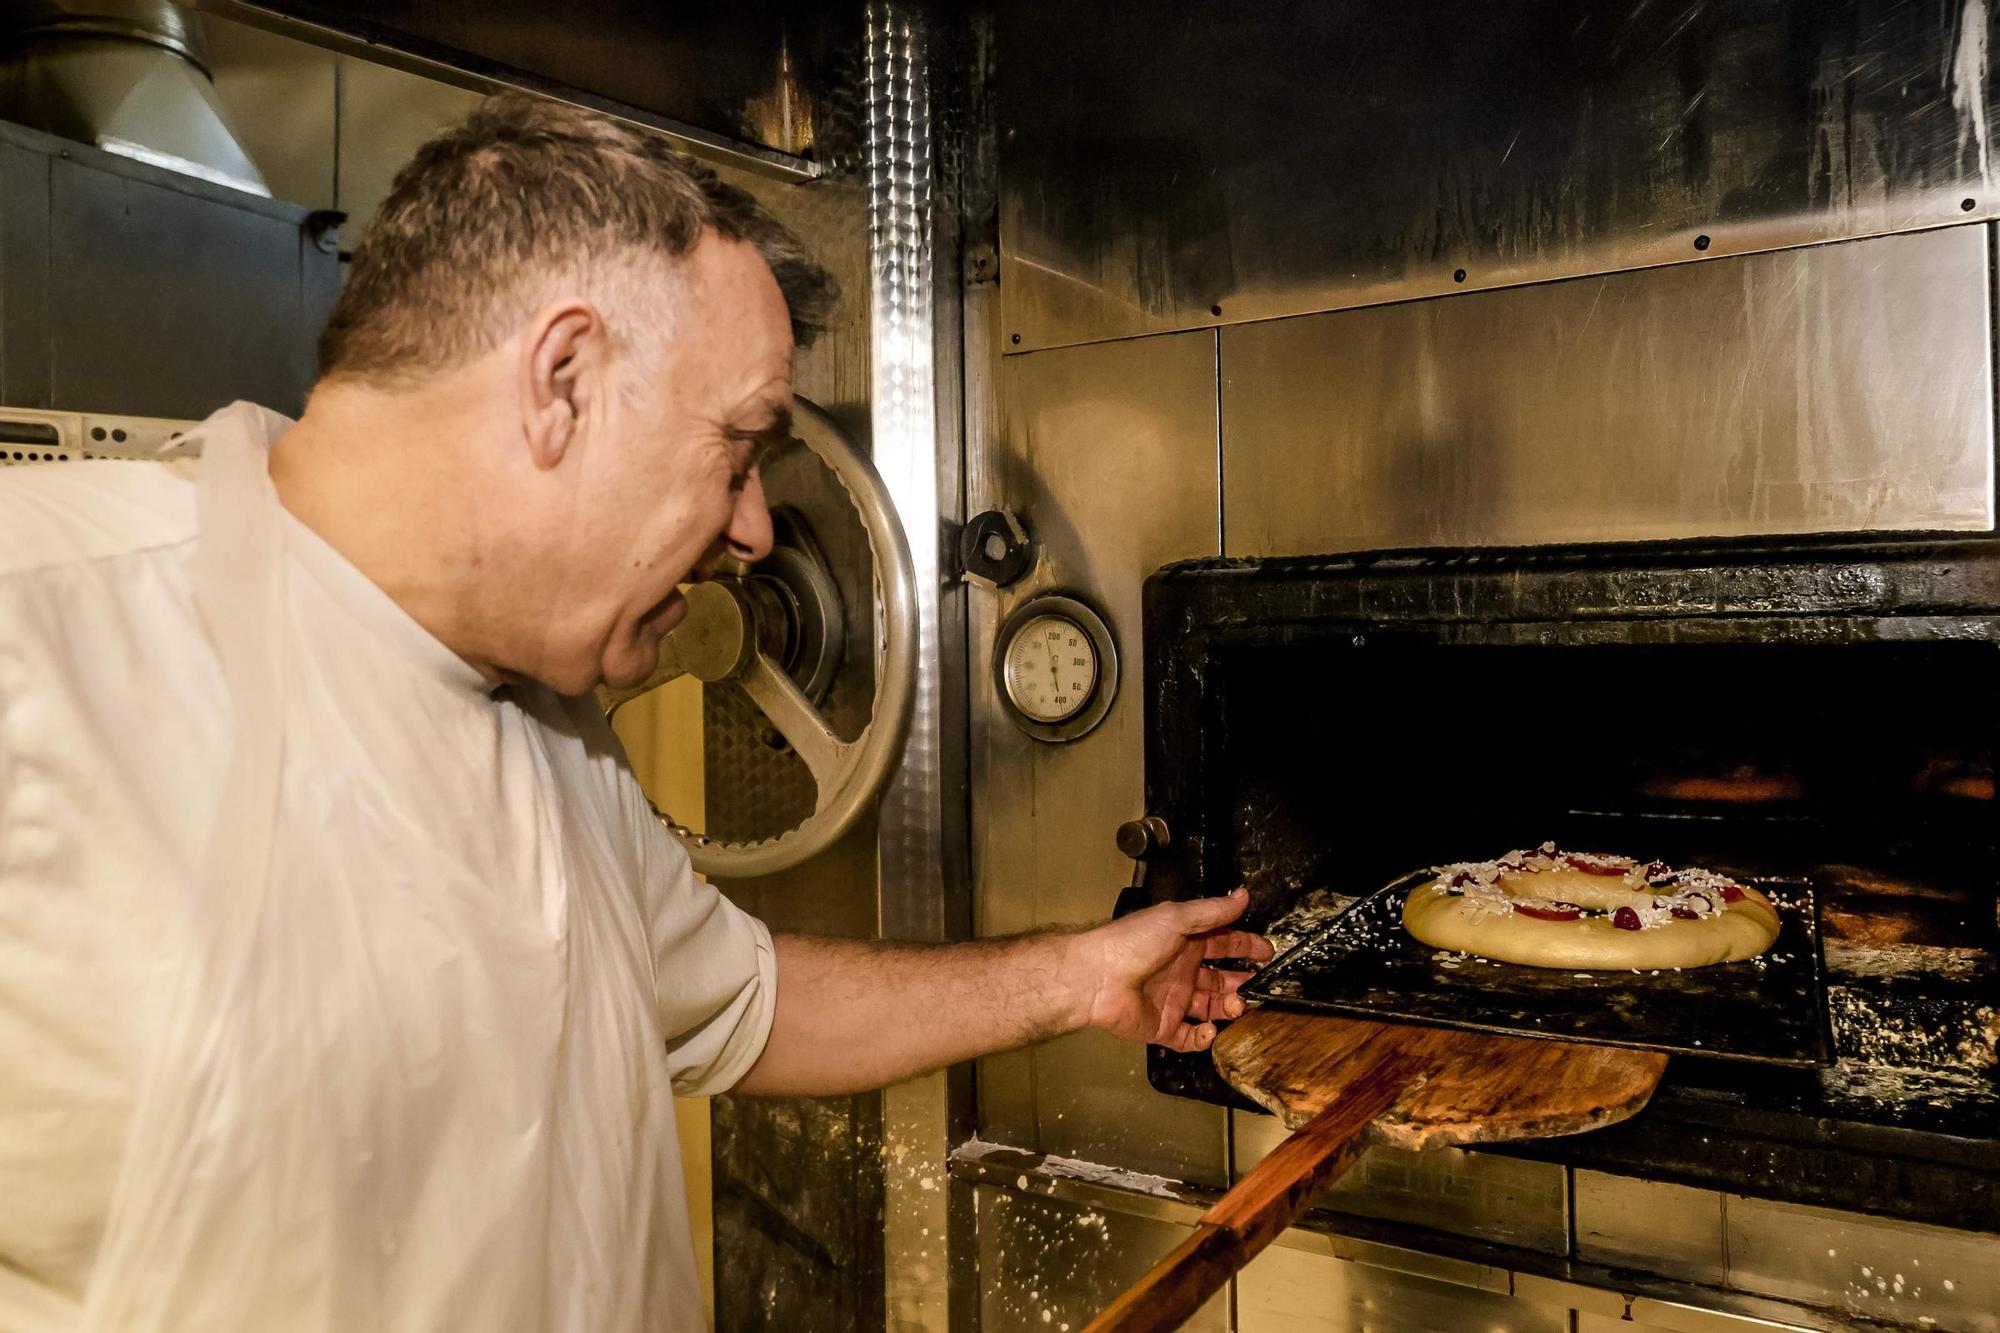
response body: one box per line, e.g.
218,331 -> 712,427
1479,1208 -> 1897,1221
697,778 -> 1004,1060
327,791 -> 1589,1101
1003,614 -> 1098,723
994,594 -> 1119,742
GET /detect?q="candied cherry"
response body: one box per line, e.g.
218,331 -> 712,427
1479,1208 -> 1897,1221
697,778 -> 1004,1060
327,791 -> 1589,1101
1719,884 -> 1746,903
1612,906 -> 1642,930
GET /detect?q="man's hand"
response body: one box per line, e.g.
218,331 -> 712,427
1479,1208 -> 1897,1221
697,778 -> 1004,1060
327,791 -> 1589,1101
1071,887 -> 1274,1053
738,891 -> 1275,1096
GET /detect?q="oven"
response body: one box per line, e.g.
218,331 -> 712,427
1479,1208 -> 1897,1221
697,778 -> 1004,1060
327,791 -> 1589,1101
1139,537 -> 1999,1220
952,3 -> 2000,1327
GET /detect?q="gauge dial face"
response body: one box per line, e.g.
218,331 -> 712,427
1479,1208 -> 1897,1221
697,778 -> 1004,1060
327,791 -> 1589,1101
1002,613 -> 1099,723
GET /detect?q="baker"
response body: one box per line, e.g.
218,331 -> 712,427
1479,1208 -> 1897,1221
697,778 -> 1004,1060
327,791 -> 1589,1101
0,95 -> 1270,1330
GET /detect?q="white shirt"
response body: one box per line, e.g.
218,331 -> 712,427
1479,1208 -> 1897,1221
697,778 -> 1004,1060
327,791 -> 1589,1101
0,403 -> 776,1331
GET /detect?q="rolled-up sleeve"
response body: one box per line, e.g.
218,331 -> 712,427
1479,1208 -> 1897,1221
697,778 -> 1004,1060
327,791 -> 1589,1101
652,860 -> 778,1096
622,785 -> 778,1095
585,694 -> 778,1095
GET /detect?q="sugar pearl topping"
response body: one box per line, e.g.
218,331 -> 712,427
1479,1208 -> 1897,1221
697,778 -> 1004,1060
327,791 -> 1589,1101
1430,843 -> 1747,930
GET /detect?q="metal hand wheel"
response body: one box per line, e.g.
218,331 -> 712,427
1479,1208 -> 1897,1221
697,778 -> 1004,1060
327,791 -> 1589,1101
604,398 -> 918,878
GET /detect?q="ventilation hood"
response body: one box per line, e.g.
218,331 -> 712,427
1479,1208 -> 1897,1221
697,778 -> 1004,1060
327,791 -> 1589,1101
0,0 -> 268,196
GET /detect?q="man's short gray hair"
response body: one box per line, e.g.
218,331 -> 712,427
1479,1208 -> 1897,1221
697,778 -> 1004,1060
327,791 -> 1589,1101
317,93 -> 838,385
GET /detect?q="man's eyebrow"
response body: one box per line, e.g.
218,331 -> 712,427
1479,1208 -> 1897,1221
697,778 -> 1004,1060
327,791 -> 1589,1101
743,404 -> 794,469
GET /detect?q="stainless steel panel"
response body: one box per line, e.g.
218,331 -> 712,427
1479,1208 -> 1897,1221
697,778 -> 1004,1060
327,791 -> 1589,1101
1724,1193 -> 2000,1333
965,1147 -> 1870,1333
1222,226 -> 1995,556
1575,1171 -> 1729,1286
1576,1170 -> 2000,1332
970,330 -> 1225,1185
1573,1310 -> 1807,1333
1238,1240 -> 1569,1333
999,0 -> 2000,350
1526,1271 -> 1844,1331
972,1184 -> 1228,1332
1234,1113 -> 1569,1254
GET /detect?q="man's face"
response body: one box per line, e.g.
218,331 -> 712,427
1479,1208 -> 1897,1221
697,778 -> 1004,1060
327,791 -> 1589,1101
546,233 -> 792,694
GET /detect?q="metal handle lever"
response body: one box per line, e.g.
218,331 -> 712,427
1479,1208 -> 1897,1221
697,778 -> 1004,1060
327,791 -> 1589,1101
1112,816 -> 1171,917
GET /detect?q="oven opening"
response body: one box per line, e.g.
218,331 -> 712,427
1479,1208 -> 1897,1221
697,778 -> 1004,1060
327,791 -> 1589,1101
1215,639 -> 1999,916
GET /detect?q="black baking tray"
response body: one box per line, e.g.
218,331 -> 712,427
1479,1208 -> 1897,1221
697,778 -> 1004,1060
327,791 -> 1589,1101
1239,869 -> 1832,1067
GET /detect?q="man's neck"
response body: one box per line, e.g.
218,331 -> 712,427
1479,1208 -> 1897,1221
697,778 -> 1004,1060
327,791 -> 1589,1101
268,381 -> 517,687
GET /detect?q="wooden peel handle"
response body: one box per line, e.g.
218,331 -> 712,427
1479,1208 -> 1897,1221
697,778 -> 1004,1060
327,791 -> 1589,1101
1080,1059 -> 1418,1333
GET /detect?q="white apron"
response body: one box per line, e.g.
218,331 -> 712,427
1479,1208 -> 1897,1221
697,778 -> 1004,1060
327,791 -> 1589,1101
76,405 -> 697,1331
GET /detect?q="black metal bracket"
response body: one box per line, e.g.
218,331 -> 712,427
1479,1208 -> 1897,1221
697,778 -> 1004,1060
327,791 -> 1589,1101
958,508 -> 1035,588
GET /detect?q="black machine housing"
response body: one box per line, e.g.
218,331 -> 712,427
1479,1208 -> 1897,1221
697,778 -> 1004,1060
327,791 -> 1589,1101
1138,535 -> 2000,1233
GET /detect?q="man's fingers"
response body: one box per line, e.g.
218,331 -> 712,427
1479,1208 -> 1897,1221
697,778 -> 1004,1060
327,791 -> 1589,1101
1160,1019 -> 1220,1053
1203,929 -> 1275,962
1205,973 -> 1255,1003
1185,986 -> 1249,1023
1194,965 -> 1255,996
1178,886 -> 1249,934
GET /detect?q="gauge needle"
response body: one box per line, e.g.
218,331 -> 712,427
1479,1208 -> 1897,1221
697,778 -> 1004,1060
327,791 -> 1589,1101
1046,640 -> 1061,694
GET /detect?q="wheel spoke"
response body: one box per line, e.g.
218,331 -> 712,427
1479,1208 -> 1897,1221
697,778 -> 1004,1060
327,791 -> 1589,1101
600,635 -> 692,712
739,651 -> 849,796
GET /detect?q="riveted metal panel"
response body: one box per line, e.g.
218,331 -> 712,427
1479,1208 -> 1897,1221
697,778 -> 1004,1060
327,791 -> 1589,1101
999,0 -> 2000,351
970,329 -> 1226,1186
1222,226 -> 1994,557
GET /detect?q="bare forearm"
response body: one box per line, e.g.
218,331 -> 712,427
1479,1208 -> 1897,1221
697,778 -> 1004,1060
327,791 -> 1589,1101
735,931 -> 1092,1096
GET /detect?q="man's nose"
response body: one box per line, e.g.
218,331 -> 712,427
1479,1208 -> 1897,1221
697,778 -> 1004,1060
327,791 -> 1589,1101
725,472 -> 775,564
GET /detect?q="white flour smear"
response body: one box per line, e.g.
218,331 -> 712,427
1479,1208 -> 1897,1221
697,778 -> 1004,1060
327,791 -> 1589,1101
952,1138 -> 1186,1200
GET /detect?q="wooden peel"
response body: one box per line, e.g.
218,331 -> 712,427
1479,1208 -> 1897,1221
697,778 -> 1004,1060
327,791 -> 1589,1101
1083,1009 -> 1667,1333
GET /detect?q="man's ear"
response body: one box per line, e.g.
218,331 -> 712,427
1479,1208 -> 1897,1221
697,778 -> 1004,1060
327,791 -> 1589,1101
520,299 -> 602,471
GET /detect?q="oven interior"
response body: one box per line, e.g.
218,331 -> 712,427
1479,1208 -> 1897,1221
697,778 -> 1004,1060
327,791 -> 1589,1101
1219,638 -> 1997,908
